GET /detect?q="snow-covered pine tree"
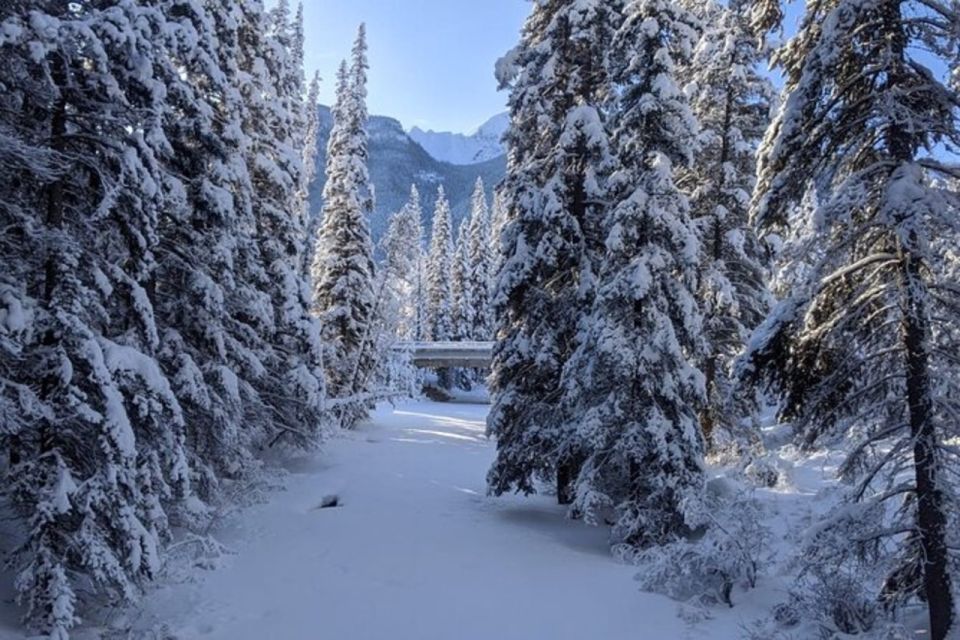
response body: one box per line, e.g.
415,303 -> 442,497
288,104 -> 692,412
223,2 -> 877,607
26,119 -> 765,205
410,255 -> 427,342
195,0 -> 299,475
289,2 -> 307,115
312,28 -> 377,428
392,186 -> 426,342
488,189 -> 509,287
466,178 -> 493,344
449,221 -> 473,390
0,4 -> 195,634
561,0 -> 706,545
378,187 -> 425,339
354,185 -> 427,399
300,70 -> 323,277
0,0 -> 328,634
743,0 -> 960,633
487,0 -> 620,504
681,0 -> 774,447
411,253 -> 428,343
348,24 -> 375,219
424,186 -> 453,344
286,1 -> 313,249
0,79 -> 48,507
450,222 -> 468,341
424,186 -> 454,381
237,0 -> 326,442
148,0 -> 277,497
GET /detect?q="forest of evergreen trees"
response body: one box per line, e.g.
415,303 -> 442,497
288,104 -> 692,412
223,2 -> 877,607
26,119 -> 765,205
1,0 -> 959,638
485,0 -> 960,638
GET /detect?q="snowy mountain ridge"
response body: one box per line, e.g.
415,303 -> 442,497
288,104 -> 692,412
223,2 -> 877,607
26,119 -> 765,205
408,113 -> 509,165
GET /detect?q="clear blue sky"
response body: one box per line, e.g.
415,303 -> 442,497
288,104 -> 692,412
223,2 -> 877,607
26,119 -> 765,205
299,1 -> 530,134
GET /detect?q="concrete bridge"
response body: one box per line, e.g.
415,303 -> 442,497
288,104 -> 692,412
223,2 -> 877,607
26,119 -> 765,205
395,341 -> 494,368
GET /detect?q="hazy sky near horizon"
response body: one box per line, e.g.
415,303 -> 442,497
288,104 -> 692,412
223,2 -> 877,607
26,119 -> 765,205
299,1 -> 530,134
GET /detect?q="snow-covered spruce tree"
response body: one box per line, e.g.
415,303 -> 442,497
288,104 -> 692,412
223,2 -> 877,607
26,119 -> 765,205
466,177 -> 493,343
0,99 -> 48,503
680,0 -> 774,448
488,188 -> 509,286
425,185 -> 454,342
358,187 -> 426,397
300,70 -> 323,277
378,190 -> 424,331
391,186 -> 426,342
449,221 -> 473,390
424,185 -> 454,387
236,0 -> 326,442
561,0 -> 706,545
312,30 -> 377,428
194,0 -> 303,476
742,0 -> 960,633
347,23 -> 375,218
487,0 -> 620,504
0,4 -> 198,635
450,222 -> 470,341
156,0 -> 323,490
288,2 -> 307,118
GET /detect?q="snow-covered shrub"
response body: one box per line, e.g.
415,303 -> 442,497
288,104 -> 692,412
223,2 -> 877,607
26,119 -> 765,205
743,456 -> 779,488
798,568 -> 878,636
619,482 -> 771,606
707,432 -> 780,489
372,346 -> 419,399
780,498 -> 930,639
741,618 -> 802,640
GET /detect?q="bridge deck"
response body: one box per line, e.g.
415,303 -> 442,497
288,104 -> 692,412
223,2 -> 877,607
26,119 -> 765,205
396,341 -> 494,368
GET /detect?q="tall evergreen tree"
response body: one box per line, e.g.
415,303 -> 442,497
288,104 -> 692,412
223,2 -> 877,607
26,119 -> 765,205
289,2 -> 307,108
150,0 -> 263,497
466,178 -> 493,342
561,0 -> 706,544
312,26 -> 377,428
392,186 -> 426,341
379,186 -> 425,343
450,222 -> 471,343
300,70 -> 323,277
743,0 -> 960,633
200,0 -> 301,465
348,24 -> 374,219
424,186 -> 454,388
681,0 -> 774,446
0,4 -> 193,634
449,221 -> 473,390
0,1 -> 328,634
488,189 -> 509,287
487,0 -> 620,504
237,0 -> 326,442
425,187 -> 453,339
412,253 -> 428,343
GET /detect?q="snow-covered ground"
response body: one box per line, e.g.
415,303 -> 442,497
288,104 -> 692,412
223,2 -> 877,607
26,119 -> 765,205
0,399 -> 834,639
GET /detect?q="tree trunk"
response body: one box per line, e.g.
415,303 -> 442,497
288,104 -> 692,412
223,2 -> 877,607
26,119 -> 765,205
900,246 -> 954,640
557,459 -> 575,505
698,85 -> 733,448
878,0 -> 956,628
43,66 -> 68,303
700,355 -> 717,444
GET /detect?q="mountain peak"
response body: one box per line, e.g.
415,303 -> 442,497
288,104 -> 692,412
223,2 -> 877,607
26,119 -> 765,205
407,113 -> 508,165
